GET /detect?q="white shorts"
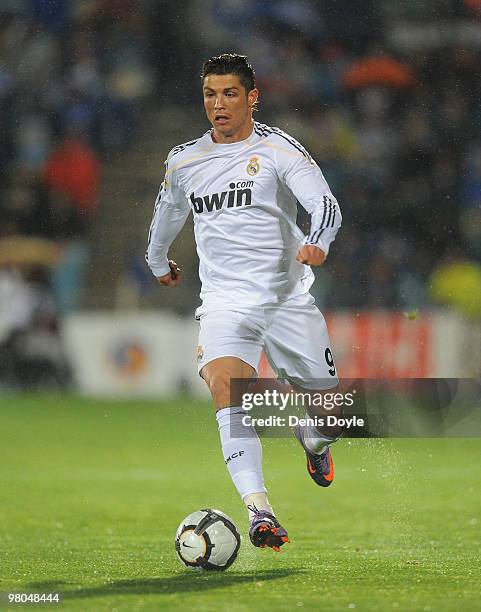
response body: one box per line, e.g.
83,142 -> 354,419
195,294 -> 338,390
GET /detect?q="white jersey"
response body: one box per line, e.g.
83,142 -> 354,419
146,121 -> 342,307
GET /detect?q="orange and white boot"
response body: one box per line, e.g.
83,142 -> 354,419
293,424 -> 335,487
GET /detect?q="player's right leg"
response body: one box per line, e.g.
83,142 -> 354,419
201,357 -> 289,551
197,307 -> 289,551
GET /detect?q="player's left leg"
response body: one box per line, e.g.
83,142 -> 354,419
265,294 -> 342,487
291,396 -> 339,488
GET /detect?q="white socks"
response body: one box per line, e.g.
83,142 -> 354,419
216,406 -> 272,519
244,492 -> 273,521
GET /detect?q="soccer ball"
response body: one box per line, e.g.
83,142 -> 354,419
175,508 -> 241,571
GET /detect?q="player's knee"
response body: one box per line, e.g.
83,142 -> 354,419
206,372 -> 232,408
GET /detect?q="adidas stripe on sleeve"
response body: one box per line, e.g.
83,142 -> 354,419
278,141 -> 341,257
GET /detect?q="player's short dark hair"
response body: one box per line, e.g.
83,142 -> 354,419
201,53 -> 256,93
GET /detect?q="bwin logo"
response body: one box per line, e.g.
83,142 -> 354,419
225,450 -> 245,464
190,181 -> 253,214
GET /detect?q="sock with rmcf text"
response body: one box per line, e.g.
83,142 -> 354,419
216,406 -> 273,522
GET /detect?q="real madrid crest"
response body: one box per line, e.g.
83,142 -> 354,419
246,156 -> 260,176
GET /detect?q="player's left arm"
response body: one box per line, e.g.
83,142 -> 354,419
280,150 -> 342,266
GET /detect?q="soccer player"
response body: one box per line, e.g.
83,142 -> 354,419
146,54 -> 342,552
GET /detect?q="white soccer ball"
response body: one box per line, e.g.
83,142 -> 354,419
175,509 -> 241,571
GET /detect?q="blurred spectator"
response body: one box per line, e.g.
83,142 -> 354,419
44,133 -> 100,217
0,264 -> 70,389
343,52 -> 416,90
0,181 -> 45,237
45,189 -> 90,313
41,132 -> 99,311
429,252 -> 481,319
461,142 -> 481,260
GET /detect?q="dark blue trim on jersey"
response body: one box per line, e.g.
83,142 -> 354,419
320,199 -> 329,228
254,122 -> 312,162
326,200 -> 333,228
253,124 -> 267,138
170,138 -> 200,159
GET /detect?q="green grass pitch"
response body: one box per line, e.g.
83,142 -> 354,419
1,395 -> 480,611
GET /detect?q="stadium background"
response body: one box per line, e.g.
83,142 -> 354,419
1,0 -> 480,393
1,2 -> 480,611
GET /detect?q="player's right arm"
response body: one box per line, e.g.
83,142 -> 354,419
145,157 -> 190,287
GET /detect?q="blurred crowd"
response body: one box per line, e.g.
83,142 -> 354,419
1,0 -> 481,389
187,0 -> 481,315
0,0 -> 154,387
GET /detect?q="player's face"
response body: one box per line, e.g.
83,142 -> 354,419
203,74 -> 258,143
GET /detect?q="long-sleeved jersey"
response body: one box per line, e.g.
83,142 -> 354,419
146,121 -> 341,307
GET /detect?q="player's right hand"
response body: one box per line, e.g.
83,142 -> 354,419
157,260 -> 182,288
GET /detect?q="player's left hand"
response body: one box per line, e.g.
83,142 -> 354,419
296,245 -> 326,266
